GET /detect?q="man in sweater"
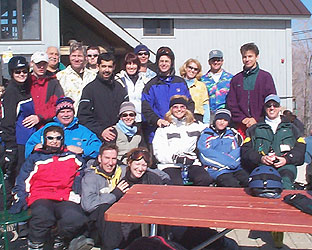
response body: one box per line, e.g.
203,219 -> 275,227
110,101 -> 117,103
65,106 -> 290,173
227,43 -> 276,137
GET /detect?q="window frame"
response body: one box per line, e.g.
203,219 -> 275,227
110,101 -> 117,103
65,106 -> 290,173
143,19 -> 174,36
0,0 -> 41,41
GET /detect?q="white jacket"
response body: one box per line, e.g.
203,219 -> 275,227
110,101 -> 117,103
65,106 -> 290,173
152,118 -> 207,170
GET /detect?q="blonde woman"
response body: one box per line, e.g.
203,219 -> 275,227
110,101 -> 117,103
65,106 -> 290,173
180,59 -> 210,124
152,95 -> 212,185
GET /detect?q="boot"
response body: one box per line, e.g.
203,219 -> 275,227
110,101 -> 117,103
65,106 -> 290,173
28,240 -> 44,250
68,235 -> 94,250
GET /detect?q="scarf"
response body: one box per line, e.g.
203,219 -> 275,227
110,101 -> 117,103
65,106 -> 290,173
185,78 -> 195,88
117,120 -> 137,137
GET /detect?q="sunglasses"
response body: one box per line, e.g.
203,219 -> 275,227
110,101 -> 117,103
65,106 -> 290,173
137,52 -> 149,56
87,54 -> 99,58
46,136 -> 63,141
130,150 -> 150,163
210,58 -> 223,62
14,69 -> 28,74
187,65 -> 199,71
265,102 -> 280,108
121,112 -> 135,118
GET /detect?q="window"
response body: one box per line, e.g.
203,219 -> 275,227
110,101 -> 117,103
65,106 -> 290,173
0,0 -> 40,40
143,19 -> 174,36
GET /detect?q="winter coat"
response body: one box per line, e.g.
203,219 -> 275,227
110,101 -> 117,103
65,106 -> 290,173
77,75 -> 128,140
197,126 -> 243,180
25,117 -> 101,159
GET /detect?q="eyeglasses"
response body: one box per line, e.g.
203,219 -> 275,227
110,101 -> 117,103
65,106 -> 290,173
87,54 -> 99,58
14,69 -> 28,74
121,112 -> 136,118
130,150 -> 150,163
187,65 -> 199,71
137,52 -> 149,56
46,136 -> 63,141
265,102 -> 280,108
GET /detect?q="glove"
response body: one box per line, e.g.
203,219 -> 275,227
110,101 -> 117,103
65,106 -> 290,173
173,154 -> 195,166
8,198 -> 28,214
72,174 -> 83,195
283,193 -> 312,215
3,148 -> 17,177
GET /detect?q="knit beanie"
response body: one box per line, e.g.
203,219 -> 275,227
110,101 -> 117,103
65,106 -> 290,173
119,101 -> 136,115
134,44 -> 150,55
56,97 -> 75,115
169,96 -> 188,109
214,109 -> 232,122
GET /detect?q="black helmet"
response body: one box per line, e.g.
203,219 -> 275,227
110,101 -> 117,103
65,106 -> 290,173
248,165 -> 283,199
8,56 -> 29,77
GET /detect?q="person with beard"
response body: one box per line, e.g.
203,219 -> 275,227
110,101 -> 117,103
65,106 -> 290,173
142,47 -> 194,143
78,53 -> 128,142
197,109 -> 249,187
9,125 -> 94,250
226,43 -> 276,138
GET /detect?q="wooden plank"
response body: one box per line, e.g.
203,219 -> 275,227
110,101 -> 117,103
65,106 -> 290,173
105,185 -> 312,233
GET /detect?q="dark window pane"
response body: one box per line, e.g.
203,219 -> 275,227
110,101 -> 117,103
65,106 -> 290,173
143,19 -> 173,36
160,19 -> 172,35
0,0 -> 18,39
22,0 -> 40,39
143,19 -> 157,35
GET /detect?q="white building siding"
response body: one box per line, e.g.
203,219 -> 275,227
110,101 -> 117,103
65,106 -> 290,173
114,18 -> 292,108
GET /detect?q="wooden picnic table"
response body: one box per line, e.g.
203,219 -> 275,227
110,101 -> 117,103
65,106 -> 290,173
105,184 -> 312,234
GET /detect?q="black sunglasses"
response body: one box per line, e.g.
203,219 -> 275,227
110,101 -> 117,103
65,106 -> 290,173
121,113 -> 135,118
14,69 -> 28,74
46,136 -> 63,141
187,65 -> 199,71
87,54 -> 99,58
265,102 -> 280,108
137,52 -> 149,56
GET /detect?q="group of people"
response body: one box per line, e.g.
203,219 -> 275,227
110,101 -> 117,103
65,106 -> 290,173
0,40 -> 309,250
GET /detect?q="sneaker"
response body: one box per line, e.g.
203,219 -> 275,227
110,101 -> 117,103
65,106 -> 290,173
28,240 -> 44,250
68,235 -> 94,250
53,235 -> 66,250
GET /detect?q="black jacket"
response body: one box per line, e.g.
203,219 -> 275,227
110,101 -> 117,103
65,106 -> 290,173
77,75 -> 128,140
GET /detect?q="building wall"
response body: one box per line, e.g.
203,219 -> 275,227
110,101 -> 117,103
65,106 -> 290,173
113,18 -> 292,109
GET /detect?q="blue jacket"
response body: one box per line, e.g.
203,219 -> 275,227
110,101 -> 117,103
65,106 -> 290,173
142,75 -> 194,142
25,117 -> 101,159
197,126 -> 243,180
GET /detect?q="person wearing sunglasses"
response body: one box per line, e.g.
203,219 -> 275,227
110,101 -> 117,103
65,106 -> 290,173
0,56 -> 37,204
115,53 -> 147,123
108,102 -> 145,164
86,45 -> 100,73
133,44 -> 156,80
25,96 -> 102,160
201,49 -> 233,121
9,125 -> 94,250
227,43 -> 276,138
242,94 -> 306,190
153,95 -> 212,186
180,58 -> 210,124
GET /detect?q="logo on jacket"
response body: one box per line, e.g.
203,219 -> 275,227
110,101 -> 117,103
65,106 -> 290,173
176,88 -> 181,92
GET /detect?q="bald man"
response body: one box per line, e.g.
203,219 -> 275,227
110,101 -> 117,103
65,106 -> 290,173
46,46 -> 65,76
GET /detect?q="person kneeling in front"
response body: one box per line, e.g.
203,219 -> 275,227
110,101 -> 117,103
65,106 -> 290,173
9,125 -> 94,250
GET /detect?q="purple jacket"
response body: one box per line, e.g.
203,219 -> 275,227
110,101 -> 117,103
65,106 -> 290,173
226,69 -> 276,123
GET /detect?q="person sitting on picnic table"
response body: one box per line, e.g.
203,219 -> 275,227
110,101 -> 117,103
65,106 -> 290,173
197,109 -> 249,187
153,95 -> 212,186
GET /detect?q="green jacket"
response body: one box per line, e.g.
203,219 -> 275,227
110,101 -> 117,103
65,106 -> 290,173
241,116 -> 306,172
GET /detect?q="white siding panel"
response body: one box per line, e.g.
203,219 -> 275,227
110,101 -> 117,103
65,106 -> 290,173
114,18 -> 292,109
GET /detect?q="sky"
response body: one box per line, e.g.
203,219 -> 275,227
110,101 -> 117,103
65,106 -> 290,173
292,0 -> 312,32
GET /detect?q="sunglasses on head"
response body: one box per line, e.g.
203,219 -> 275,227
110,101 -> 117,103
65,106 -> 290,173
265,102 -> 280,108
14,69 -> 28,74
121,112 -> 135,118
87,54 -> 99,58
137,52 -> 149,56
46,136 -> 63,141
187,65 -> 199,71
130,150 -> 150,163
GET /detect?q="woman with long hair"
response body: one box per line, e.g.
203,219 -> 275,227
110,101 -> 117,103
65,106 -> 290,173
180,59 -> 210,124
152,95 -> 212,186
